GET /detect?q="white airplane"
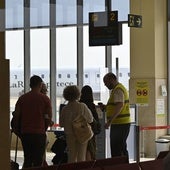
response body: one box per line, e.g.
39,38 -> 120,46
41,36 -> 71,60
10,67 -> 130,100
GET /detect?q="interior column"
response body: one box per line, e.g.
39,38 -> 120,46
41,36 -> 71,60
129,0 -> 167,157
0,0 -> 10,169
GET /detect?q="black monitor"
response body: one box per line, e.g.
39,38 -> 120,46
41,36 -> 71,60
89,11 -> 122,46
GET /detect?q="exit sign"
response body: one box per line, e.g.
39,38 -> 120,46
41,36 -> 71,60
128,14 -> 142,28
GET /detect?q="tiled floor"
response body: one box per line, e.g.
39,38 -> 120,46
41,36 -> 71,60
11,150 -> 155,169
11,150 -> 55,169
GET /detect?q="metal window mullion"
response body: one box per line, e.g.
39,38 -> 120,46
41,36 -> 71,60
24,0 -> 31,93
105,0 -> 112,72
105,46 -> 112,72
77,0 -> 83,89
50,0 -> 57,122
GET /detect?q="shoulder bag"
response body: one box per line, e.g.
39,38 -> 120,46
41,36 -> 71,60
91,118 -> 101,135
72,114 -> 93,144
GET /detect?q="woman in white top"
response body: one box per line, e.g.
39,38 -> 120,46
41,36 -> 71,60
59,85 -> 93,163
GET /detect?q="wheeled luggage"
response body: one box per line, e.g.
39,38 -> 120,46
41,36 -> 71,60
51,131 -> 68,165
10,131 -> 20,170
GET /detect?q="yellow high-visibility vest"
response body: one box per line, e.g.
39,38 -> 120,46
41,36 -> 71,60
106,83 -> 130,124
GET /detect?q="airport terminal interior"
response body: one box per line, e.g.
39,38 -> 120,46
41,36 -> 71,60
0,0 -> 170,169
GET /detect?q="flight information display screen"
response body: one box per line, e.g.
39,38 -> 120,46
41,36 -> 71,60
89,11 -> 122,46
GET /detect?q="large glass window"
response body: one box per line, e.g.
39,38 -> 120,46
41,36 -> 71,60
56,0 -> 76,25
5,0 -> 129,29
30,28 -> 50,95
6,30 -> 24,117
111,0 -> 129,21
83,25 -> 106,103
56,27 -> 77,113
4,2 -> 131,160
5,0 -> 130,124
6,0 -> 24,29
30,29 -> 50,69
30,0 -> 49,27
112,23 -> 130,90
83,0 -> 105,24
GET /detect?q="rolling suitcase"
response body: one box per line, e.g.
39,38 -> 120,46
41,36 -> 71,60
10,131 -> 20,170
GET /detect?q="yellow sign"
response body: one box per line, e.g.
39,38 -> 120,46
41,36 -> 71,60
136,81 -> 149,106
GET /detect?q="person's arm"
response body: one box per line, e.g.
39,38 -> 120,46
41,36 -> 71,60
11,100 -> 22,136
98,102 -> 106,112
105,102 -> 123,129
14,101 -> 21,118
105,88 -> 124,129
91,103 -> 99,121
83,104 -> 93,124
59,108 -> 65,127
44,98 -> 53,129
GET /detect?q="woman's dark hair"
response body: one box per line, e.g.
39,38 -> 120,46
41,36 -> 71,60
80,85 -> 94,103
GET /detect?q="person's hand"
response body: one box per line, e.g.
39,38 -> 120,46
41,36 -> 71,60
45,119 -> 54,130
98,102 -> 105,112
49,120 -> 54,127
104,119 -> 111,129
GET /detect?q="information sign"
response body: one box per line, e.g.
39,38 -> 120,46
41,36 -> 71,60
89,11 -> 122,46
128,14 -> 142,28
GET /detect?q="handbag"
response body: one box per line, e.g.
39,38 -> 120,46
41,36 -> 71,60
91,119 -> 101,135
72,115 -> 93,144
